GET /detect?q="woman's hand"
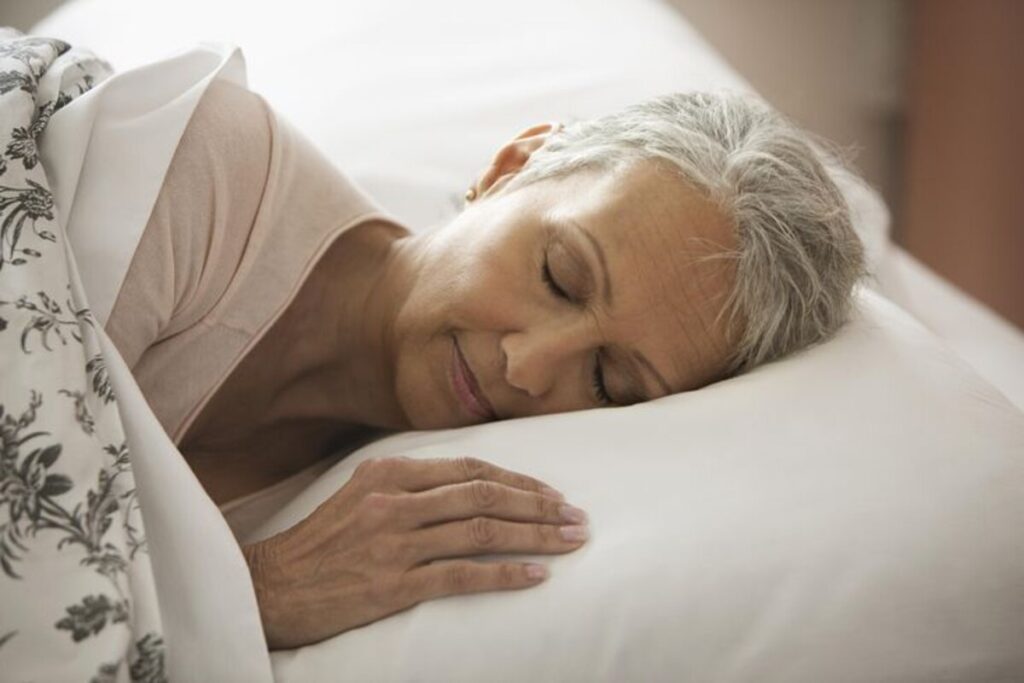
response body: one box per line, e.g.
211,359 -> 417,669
242,456 -> 588,649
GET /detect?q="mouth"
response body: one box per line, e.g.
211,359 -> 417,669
450,334 -> 497,421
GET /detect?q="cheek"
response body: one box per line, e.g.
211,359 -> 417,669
387,212 -> 540,428
403,244 -> 532,335
392,340 -> 452,429
461,227 -> 540,324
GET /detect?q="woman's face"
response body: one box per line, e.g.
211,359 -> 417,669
390,160 -> 738,430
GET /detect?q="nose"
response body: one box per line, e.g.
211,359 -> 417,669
500,318 -> 598,398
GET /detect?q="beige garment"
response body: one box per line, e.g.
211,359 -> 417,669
105,78 -> 401,449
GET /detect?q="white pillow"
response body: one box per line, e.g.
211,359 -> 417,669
257,289 -> 1024,682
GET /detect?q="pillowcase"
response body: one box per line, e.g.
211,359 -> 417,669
255,288 -> 1024,682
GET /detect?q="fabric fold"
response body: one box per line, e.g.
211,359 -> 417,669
2,32 -> 273,681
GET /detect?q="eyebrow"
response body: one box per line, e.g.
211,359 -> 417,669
564,218 -> 674,400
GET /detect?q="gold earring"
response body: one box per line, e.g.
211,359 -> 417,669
464,186 -> 477,202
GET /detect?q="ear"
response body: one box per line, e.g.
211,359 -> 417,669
470,122 -> 562,200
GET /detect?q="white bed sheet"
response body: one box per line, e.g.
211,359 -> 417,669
32,2 -> 1024,681
875,246 -> 1024,409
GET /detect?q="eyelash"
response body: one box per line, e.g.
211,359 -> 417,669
542,253 -> 613,406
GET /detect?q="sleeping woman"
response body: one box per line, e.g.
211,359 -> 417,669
104,79 -> 865,648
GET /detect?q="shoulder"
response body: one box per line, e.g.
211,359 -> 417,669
161,80 -> 274,329
106,80 -> 275,363
177,79 -> 273,176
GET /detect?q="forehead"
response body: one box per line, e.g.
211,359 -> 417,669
549,161 -> 740,391
560,161 -> 731,245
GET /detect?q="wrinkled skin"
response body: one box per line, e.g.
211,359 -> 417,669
390,142 -> 739,429
256,122 -> 739,434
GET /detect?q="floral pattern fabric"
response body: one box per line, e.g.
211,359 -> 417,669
0,28 -> 166,681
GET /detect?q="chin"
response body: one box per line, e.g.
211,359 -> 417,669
400,403 -> 464,431
393,363 -> 456,431
397,376 -> 490,431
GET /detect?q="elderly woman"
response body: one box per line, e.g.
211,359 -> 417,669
104,80 -> 864,648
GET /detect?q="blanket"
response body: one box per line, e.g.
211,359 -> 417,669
0,29 -> 168,681
0,29 -> 274,681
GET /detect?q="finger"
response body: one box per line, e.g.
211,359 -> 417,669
394,480 -> 584,529
403,517 -> 587,565
397,559 -> 548,609
390,456 -> 565,500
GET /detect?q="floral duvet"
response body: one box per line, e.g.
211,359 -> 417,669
0,29 -> 272,681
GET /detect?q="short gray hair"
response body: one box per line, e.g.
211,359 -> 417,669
502,90 -> 867,375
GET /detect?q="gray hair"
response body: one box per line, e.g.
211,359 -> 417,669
501,90 -> 867,375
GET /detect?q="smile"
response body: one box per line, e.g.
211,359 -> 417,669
450,334 -> 497,420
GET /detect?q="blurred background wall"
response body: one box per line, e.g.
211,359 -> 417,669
2,0 -> 1021,330
669,0 -> 1022,331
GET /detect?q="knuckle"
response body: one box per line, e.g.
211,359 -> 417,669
354,457 -> 383,481
382,455 -> 413,468
468,480 -> 502,511
357,457 -> 406,483
357,492 -> 395,528
533,522 -> 556,545
534,493 -> 553,518
374,457 -> 403,476
468,516 -> 499,549
363,491 -> 393,512
455,456 -> 489,480
355,457 -> 381,473
444,563 -> 474,593
515,475 -> 536,492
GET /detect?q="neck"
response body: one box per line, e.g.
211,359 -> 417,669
260,219 -> 421,432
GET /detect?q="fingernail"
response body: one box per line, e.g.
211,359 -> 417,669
525,563 -> 547,580
541,486 -> 565,501
559,504 -> 588,524
559,525 -> 588,542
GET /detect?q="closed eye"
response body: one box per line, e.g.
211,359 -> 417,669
542,252 -> 614,406
592,352 -> 613,406
542,254 -> 570,300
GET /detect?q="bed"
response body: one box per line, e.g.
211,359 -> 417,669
18,0 -> 1024,680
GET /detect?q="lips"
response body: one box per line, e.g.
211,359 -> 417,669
450,334 -> 497,420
